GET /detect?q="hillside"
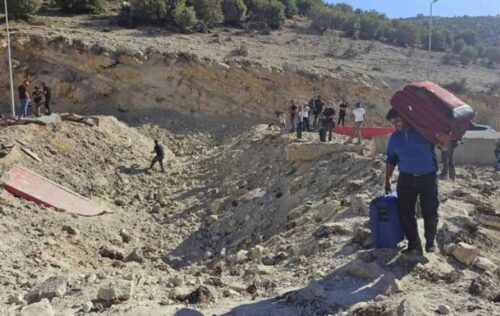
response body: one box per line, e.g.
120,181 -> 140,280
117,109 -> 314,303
406,15 -> 500,48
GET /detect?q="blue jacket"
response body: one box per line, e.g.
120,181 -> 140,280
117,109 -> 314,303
386,127 -> 437,175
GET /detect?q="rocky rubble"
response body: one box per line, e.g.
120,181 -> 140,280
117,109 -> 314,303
0,118 -> 498,315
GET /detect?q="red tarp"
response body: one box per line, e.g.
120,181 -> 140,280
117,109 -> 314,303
2,166 -> 107,216
333,127 -> 395,139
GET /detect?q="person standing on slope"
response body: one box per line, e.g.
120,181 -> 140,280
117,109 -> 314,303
385,108 -> 440,256
303,102 -> 311,132
18,80 -> 30,118
42,82 -> 52,115
150,139 -> 165,172
350,102 -> 366,145
338,99 -> 348,127
289,100 -> 297,133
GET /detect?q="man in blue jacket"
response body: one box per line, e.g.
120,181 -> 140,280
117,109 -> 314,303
384,108 -> 439,256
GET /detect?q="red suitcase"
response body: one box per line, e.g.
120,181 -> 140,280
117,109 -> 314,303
390,81 -> 475,144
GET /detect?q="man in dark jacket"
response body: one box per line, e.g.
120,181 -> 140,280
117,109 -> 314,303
385,108 -> 440,256
42,82 -> 52,115
312,95 -> 325,130
319,102 -> 335,142
150,139 -> 165,172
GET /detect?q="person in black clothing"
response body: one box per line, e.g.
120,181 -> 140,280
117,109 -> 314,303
338,100 -> 347,127
42,82 -> 52,115
150,139 -> 165,172
312,95 -> 325,130
32,86 -> 43,117
289,100 -> 297,133
319,102 -> 335,142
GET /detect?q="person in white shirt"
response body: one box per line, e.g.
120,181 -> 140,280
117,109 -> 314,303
296,106 -> 305,139
303,102 -> 310,132
350,102 -> 366,145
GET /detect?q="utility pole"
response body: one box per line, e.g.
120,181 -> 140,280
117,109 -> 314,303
428,0 -> 439,81
4,0 -> 16,117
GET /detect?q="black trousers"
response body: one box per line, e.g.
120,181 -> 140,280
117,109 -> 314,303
150,156 -> 165,171
319,120 -> 333,142
338,112 -> 346,126
303,117 -> 310,132
397,173 -> 439,250
45,98 -> 52,114
440,141 -> 458,179
296,122 -> 303,139
290,115 -> 295,132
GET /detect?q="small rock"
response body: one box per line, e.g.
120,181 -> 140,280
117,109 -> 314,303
185,286 -> 214,305
211,199 -> 225,213
347,260 -> 385,280
19,299 -> 54,316
437,304 -> 451,314
8,293 -> 25,305
82,301 -> 93,313
228,282 -> 247,293
451,242 -> 480,266
62,225 -> 79,236
207,215 -> 218,225
97,279 -> 133,302
346,180 -> 363,193
114,199 -> 126,207
119,228 -> 132,243
99,245 -> 125,261
168,287 -> 191,301
350,194 -> 370,216
170,275 -> 185,287
248,245 -> 265,260
473,257 -> 497,272
223,288 -> 241,297
126,248 -> 144,263
351,226 -> 371,248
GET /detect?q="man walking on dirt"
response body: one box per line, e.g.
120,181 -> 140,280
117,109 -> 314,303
18,80 -> 30,118
385,108 -> 439,256
42,82 -> 52,115
350,102 -> 366,145
150,139 -> 165,172
289,100 -> 297,133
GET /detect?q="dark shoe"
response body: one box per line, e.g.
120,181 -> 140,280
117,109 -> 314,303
425,243 -> 436,253
402,247 -> 423,257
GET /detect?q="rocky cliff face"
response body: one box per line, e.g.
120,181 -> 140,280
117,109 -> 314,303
0,32 -> 391,133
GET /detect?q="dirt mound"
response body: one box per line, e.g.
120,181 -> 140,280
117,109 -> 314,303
1,117 -> 498,315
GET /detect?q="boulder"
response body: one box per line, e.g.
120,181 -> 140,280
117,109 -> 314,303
248,245 -> 265,260
126,248 -> 145,263
351,226 -> 371,248
25,276 -> 67,303
451,242 -> 480,266
19,299 -> 55,316
346,260 -> 385,280
97,279 -> 134,302
313,222 -> 351,239
473,257 -> 497,272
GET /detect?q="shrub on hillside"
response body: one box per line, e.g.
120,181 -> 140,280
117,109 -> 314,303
452,39 -> 466,54
173,0 -> 197,32
251,0 -> 285,30
221,0 -> 247,25
392,23 -> 419,47
443,78 -> 467,94
421,29 -> 448,52
193,0 -> 222,27
358,12 -> 382,40
459,46 -> 478,65
281,0 -> 298,18
56,0 -> 105,14
0,0 -> 42,20
123,0 -> 168,26
485,47 -> 500,64
296,0 -> 321,15
455,29 -> 478,46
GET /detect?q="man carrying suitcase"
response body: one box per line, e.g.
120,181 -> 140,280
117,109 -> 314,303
384,108 -> 439,256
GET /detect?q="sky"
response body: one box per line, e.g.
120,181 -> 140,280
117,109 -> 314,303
326,0 -> 500,18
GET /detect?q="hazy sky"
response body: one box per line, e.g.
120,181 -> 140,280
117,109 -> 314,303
326,0 -> 500,18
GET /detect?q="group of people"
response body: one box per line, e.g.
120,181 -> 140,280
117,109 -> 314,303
277,96 -> 366,144
18,80 -> 52,118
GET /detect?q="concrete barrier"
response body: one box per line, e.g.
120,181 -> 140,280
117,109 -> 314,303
454,131 -> 499,165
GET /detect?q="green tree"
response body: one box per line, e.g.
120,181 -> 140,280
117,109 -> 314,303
358,12 -> 382,40
392,23 -> 419,47
281,0 -> 297,18
455,29 -> 478,46
484,47 -> 500,64
421,29 -> 448,52
296,0 -> 321,15
452,39 -> 466,54
127,0 -> 168,26
173,0 -> 196,32
252,0 -> 285,30
56,0 -> 105,14
459,46 -> 478,65
193,0 -> 222,27
0,0 -> 42,20
221,0 -> 247,25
